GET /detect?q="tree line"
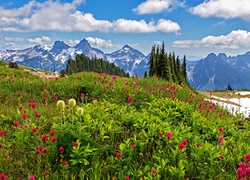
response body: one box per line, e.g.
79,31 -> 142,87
147,42 -> 187,85
62,54 -> 130,77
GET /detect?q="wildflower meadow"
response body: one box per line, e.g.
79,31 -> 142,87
0,61 -> 249,180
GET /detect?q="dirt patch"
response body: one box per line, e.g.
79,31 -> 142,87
24,69 -> 59,79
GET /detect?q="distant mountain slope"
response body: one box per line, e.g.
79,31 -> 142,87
0,39 -> 148,76
189,53 -> 250,90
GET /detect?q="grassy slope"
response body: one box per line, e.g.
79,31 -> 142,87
0,61 -> 249,179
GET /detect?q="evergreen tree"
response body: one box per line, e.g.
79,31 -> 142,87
148,45 -> 156,76
157,42 -> 170,80
181,55 -> 187,81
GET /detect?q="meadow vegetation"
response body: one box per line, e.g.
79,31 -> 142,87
0,61 -> 249,180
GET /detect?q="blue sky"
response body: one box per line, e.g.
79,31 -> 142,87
0,0 -> 250,60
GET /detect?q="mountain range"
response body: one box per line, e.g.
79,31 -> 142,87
0,39 -> 149,77
1,38 -> 250,90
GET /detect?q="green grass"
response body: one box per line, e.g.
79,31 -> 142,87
0,64 -> 249,180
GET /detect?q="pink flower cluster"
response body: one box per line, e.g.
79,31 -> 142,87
236,154 -> 250,180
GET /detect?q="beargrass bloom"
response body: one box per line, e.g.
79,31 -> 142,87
57,100 -> 65,109
68,98 -> 76,108
77,107 -> 84,116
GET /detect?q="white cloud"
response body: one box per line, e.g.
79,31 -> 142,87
133,0 -> 173,14
27,36 -> 51,44
0,36 -> 25,49
156,18 -> 180,34
85,37 -> 114,48
190,0 -> 250,21
173,30 -> 250,49
0,0 -> 180,34
66,39 -> 80,45
113,18 -> 180,34
0,1 -> 35,18
0,0 -> 112,32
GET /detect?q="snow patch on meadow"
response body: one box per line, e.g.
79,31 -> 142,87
208,92 -> 250,118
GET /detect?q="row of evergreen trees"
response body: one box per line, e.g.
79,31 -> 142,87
62,54 -> 130,77
148,42 -> 187,85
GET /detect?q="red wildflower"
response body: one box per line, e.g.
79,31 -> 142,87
63,161 -> 68,165
218,136 -> 224,146
36,149 -> 41,154
41,135 -> 48,143
0,144 -> 2,148
49,130 -> 56,136
21,113 -> 28,120
125,176 -> 130,180
29,176 -> 35,180
0,130 -> 4,137
44,170 -> 49,176
178,143 -> 185,150
130,144 -> 135,149
246,168 -> 250,175
196,143 -> 201,147
43,148 -> 48,154
37,146 -> 43,150
236,168 -> 245,179
218,127 -> 224,134
34,112 -> 41,118
51,137 -> 57,142
116,152 -> 122,160
182,140 -> 188,146
151,169 -> 157,173
29,102 -> 36,108
239,162 -> 246,170
127,97 -> 133,103
158,131 -> 163,137
166,132 -> 172,140
59,147 -> 64,153
220,155 -> 224,159
32,127 -> 37,132
13,121 -> 19,127
72,141 -> 77,147
245,154 -> 250,164
0,174 -> 7,180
